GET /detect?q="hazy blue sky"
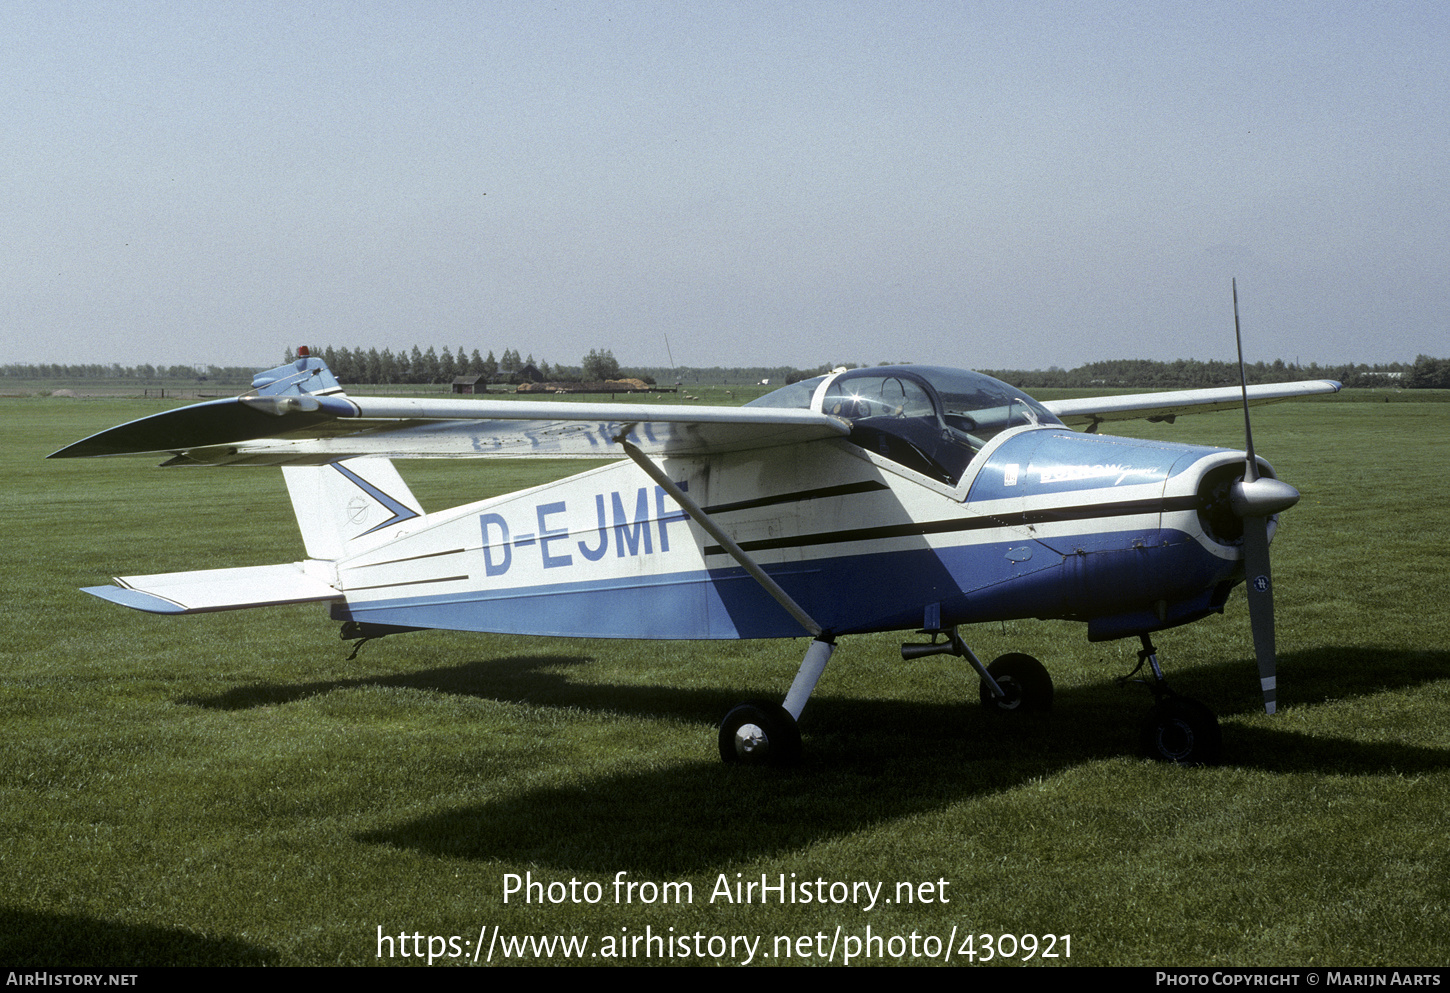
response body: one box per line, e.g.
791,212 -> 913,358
6,1 -> 1447,372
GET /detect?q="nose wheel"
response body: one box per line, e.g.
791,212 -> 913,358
1139,696 -> 1221,766
1122,635 -> 1222,765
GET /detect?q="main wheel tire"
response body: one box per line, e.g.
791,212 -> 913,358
718,701 -> 801,766
1139,697 -> 1222,765
978,653 -> 1054,713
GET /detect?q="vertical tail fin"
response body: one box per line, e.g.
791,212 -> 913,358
282,458 -> 425,560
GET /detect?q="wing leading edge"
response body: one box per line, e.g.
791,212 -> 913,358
49,392 -> 851,465
1041,380 -> 1341,430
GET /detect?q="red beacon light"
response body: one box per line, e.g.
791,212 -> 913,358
297,345 -> 311,358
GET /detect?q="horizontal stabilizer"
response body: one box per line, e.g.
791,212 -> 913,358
84,563 -> 341,614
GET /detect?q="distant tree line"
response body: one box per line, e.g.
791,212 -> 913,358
979,356 -> 1429,391
0,345 -> 638,388
606,356 -> 1439,391
0,362 -> 259,383
629,364 -> 836,386
7,352 -> 1447,390
293,345 -> 551,385
297,345 -> 661,387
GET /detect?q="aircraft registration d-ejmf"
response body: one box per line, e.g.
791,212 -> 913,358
52,350 -> 1338,766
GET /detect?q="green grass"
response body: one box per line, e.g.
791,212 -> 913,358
2,393 -> 1447,966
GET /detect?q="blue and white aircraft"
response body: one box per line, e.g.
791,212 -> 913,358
51,348 -> 1337,766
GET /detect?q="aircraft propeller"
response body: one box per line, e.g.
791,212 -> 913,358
1228,279 -> 1298,714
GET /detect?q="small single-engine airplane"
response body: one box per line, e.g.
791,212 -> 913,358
51,325 -> 1338,767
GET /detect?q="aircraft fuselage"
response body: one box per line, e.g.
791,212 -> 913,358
327,424 -> 1261,644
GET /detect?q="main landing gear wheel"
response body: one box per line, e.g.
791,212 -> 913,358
978,653 -> 1054,714
718,701 -> 801,766
1139,697 -> 1222,766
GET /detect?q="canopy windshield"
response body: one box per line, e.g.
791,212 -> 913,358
749,366 -> 1061,485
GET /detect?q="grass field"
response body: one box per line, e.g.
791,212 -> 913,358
2,390 -> 1447,966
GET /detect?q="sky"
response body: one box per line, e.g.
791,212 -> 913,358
5,1 -> 1447,373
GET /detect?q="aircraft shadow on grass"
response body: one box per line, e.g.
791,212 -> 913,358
181,643 -> 1447,717
0,906 -> 277,967
181,653 -> 607,712
180,644 -> 1449,876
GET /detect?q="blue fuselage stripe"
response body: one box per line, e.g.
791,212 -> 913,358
335,526 -> 1235,641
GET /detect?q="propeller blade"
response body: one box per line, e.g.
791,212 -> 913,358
1240,513 -> 1278,714
1233,279 -> 1259,482
1232,279 -> 1280,715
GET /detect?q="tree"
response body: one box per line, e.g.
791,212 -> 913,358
1408,354 -> 1450,389
500,348 -> 521,380
582,348 -> 620,381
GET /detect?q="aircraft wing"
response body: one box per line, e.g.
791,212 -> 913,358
1040,380 -> 1341,429
49,394 -> 852,465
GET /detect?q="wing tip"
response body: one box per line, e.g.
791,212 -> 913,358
82,585 -> 188,614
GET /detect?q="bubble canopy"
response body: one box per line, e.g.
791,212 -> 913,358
747,365 -> 1062,485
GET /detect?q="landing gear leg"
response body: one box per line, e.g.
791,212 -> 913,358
900,627 -> 1053,713
719,636 -> 834,766
1123,635 -> 1222,765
